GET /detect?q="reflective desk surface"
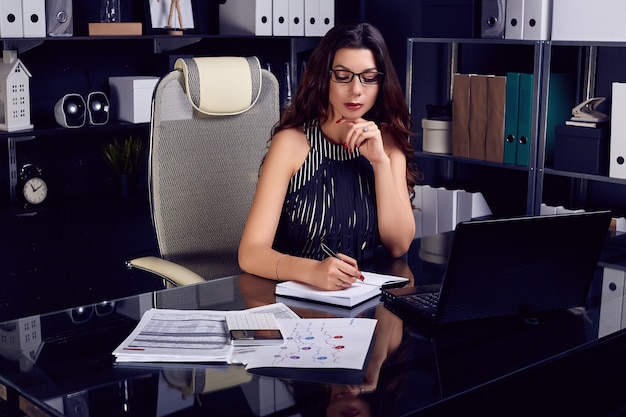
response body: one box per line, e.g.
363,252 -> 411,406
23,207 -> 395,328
3,235 -> 626,417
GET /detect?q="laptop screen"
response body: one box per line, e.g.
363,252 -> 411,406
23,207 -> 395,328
433,210 -> 612,323
384,210 -> 612,325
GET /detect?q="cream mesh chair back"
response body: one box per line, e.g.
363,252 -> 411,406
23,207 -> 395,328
144,56 -> 279,282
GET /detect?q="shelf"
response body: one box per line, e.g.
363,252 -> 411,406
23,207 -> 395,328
1,34 -> 323,54
0,122 -> 148,140
544,168 -> 626,186
415,151 -> 530,172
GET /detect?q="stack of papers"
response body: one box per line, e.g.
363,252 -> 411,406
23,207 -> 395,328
112,303 -> 378,372
112,303 -> 299,363
275,271 -> 409,308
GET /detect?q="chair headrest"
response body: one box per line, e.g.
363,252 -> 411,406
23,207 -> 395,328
174,56 -> 262,116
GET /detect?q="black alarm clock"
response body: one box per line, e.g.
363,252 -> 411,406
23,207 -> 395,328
18,164 -> 48,207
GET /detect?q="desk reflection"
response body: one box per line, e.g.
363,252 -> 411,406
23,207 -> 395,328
0,237 -> 611,417
237,257 -> 434,417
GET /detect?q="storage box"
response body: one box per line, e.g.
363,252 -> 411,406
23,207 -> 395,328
422,118 -> 452,154
554,125 -> 609,175
552,0 -> 626,42
108,76 -> 159,124
88,22 -> 143,36
219,0 -> 272,36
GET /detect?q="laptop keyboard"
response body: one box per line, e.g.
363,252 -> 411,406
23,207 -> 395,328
405,292 -> 440,311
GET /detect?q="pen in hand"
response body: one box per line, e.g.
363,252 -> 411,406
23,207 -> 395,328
320,243 -> 365,282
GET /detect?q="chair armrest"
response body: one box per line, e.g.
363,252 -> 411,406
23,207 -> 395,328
127,256 -> 205,287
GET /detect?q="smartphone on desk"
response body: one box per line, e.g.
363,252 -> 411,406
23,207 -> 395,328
230,329 -> 284,346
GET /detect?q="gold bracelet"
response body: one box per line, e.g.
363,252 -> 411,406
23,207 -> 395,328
275,254 -> 288,282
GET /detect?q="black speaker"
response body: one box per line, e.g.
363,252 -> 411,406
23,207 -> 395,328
64,391 -> 89,417
481,0 -> 506,38
46,0 -> 73,36
87,92 -> 110,125
54,94 -> 86,128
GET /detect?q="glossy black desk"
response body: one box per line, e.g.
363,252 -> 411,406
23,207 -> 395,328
2,238 -> 626,417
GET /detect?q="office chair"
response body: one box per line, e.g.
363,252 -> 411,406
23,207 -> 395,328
128,56 -> 280,286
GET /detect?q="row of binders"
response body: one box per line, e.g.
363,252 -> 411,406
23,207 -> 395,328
219,0 -> 334,37
0,0 -> 49,38
488,0 -> 626,42
413,185 -> 492,238
451,72 -> 573,167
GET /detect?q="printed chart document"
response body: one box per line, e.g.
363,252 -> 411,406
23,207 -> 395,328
245,318 -> 377,371
275,271 -> 409,308
112,303 -> 299,364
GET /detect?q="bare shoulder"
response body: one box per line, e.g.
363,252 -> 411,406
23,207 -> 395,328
265,127 -> 311,174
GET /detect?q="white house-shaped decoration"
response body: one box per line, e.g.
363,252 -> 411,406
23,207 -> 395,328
0,315 -> 43,372
0,50 -> 33,132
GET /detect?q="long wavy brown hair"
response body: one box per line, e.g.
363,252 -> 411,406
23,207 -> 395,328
272,22 -> 422,193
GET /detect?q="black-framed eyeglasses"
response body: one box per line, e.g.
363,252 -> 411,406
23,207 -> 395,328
329,69 -> 384,85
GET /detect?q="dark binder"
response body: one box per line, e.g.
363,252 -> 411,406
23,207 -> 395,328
545,73 -> 576,167
486,75 -> 506,163
452,73 -> 471,158
516,73 -> 534,166
469,74 -> 488,160
503,72 -> 521,165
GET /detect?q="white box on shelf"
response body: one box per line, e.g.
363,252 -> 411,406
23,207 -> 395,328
522,0 -> 551,40
552,0 -> 626,42
304,0 -> 320,36
599,267 -> 626,338
422,118 -> 452,154
272,0 -> 289,36
22,0 -> 46,38
504,0 -> 524,40
288,0 -> 304,36
0,0 -> 24,38
108,76 -> 159,124
219,0 -> 272,36
610,82 -> 626,179
319,0 -> 334,36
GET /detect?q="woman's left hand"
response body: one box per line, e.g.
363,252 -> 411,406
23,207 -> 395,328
339,118 -> 387,164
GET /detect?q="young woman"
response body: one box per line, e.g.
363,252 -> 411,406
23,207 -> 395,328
238,22 -> 421,290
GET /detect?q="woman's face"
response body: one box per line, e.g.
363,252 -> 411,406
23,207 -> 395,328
328,48 -> 380,123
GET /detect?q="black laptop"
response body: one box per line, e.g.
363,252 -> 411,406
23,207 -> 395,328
382,210 -> 612,325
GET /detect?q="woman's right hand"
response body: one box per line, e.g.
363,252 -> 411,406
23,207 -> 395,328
312,254 -> 362,291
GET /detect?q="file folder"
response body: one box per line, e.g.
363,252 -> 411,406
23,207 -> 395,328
288,0 -> 304,36
522,0 -> 552,40
469,74 -> 488,160
22,0 -> 46,38
503,72 -> 521,165
516,73 -> 534,166
319,0 -> 334,35
610,82 -> 626,179
0,0 -> 24,38
273,0 -> 289,36
420,185 -> 439,237
452,73 -> 471,158
544,73 -> 575,167
505,0 -> 524,40
437,187 -> 456,233
485,75 -> 506,163
599,267 -> 626,338
219,0 -> 272,36
304,0 -> 320,36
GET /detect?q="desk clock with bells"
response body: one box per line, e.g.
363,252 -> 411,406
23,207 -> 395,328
18,163 -> 48,207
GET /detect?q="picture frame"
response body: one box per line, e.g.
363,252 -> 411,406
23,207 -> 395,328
145,0 -> 195,34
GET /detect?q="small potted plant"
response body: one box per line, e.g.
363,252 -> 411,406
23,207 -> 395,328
102,136 -> 144,198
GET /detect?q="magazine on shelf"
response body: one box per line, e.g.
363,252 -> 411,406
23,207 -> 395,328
275,271 -> 409,308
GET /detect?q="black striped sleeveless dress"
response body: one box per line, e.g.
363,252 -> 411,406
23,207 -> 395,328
272,120 -> 380,262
